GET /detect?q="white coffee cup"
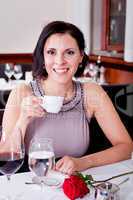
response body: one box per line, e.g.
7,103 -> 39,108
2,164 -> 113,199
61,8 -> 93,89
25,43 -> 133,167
40,95 -> 64,113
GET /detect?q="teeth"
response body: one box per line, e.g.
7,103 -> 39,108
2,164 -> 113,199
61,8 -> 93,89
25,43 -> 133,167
53,68 -> 69,73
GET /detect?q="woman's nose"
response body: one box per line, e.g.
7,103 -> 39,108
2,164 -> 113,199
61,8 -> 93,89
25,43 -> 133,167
55,54 -> 65,64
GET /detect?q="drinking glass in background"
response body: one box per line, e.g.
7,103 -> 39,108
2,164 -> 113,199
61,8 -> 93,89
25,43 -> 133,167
13,65 -> 23,80
0,126 -> 25,200
4,63 -> 14,84
88,63 -> 99,83
28,137 -> 55,186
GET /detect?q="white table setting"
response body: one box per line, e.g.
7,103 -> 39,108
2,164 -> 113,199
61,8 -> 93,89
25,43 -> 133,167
0,159 -> 133,200
0,129 -> 133,200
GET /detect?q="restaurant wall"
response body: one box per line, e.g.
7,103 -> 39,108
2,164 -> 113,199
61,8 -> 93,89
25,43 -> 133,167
0,0 -> 91,54
91,0 -> 102,51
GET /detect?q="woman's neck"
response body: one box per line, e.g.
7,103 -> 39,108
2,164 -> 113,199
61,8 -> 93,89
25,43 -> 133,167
41,79 -> 74,100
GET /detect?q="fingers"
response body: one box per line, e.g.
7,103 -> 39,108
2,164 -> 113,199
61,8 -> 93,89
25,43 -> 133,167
21,96 -> 41,107
21,96 -> 45,119
55,156 -> 76,175
55,158 -> 64,170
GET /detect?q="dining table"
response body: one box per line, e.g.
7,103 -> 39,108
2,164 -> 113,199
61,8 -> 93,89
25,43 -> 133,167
0,159 -> 133,200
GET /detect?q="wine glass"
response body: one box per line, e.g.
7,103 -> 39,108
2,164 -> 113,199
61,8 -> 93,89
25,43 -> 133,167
28,137 -> 56,186
0,126 -> 25,200
88,63 -> 99,83
13,65 -> 23,80
4,63 -> 14,84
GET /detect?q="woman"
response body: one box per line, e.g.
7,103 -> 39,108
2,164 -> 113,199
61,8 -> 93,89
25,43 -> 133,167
2,21 -> 133,175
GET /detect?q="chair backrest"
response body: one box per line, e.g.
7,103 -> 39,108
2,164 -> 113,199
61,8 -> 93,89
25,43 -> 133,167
103,84 -> 133,137
87,83 -> 133,154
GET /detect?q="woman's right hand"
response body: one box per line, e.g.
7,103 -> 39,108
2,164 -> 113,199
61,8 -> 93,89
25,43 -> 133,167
19,95 -> 45,123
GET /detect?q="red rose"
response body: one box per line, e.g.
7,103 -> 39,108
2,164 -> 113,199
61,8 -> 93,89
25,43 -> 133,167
62,175 -> 90,200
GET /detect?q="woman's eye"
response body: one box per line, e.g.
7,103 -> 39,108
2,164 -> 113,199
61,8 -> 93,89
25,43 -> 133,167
67,50 -> 75,55
47,50 -> 56,55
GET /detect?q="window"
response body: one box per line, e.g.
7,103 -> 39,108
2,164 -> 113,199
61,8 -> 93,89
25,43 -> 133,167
102,0 -> 126,52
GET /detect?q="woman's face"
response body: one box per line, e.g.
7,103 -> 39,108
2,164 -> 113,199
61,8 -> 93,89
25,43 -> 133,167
43,33 -> 83,84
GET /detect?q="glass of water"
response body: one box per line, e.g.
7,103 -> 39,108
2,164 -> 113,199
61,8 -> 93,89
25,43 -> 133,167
28,137 -> 55,186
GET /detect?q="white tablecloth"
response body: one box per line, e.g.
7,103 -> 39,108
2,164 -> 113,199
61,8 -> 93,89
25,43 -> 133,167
0,159 -> 133,200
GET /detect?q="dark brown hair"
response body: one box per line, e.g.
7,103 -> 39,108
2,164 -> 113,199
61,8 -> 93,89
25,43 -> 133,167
32,21 -> 89,79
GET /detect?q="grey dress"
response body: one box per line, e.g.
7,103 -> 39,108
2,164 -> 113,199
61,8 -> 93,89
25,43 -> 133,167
24,79 -> 90,158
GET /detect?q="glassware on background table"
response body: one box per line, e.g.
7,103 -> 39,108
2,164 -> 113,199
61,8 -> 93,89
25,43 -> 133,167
4,63 -> 14,84
87,63 -> 99,83
0,126 -> 25,200
28,137 -> 56,187
13,65 -> 23,80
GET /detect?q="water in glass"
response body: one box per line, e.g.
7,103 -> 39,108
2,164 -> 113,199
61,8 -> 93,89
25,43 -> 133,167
28,137 -> 55,186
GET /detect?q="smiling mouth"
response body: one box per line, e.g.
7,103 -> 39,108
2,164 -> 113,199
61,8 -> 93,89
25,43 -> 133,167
53,68 -> 69,74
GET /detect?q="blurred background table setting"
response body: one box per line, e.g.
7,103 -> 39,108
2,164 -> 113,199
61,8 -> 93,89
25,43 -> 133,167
0,63 -> 33,91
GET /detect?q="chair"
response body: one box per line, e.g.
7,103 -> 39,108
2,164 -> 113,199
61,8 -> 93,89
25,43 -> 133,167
87,83 -> 133,154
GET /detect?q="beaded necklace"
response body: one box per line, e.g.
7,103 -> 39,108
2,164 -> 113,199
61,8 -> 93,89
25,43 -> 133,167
36,78 -> 77,103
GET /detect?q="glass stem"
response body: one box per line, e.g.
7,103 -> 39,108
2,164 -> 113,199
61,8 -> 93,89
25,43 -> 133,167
6,175 -> 12,200
7,175 -> 11,181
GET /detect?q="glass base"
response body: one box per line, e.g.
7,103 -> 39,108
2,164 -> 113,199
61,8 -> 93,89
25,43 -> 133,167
43,177 -> 62,187
32,176 -> 62,187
